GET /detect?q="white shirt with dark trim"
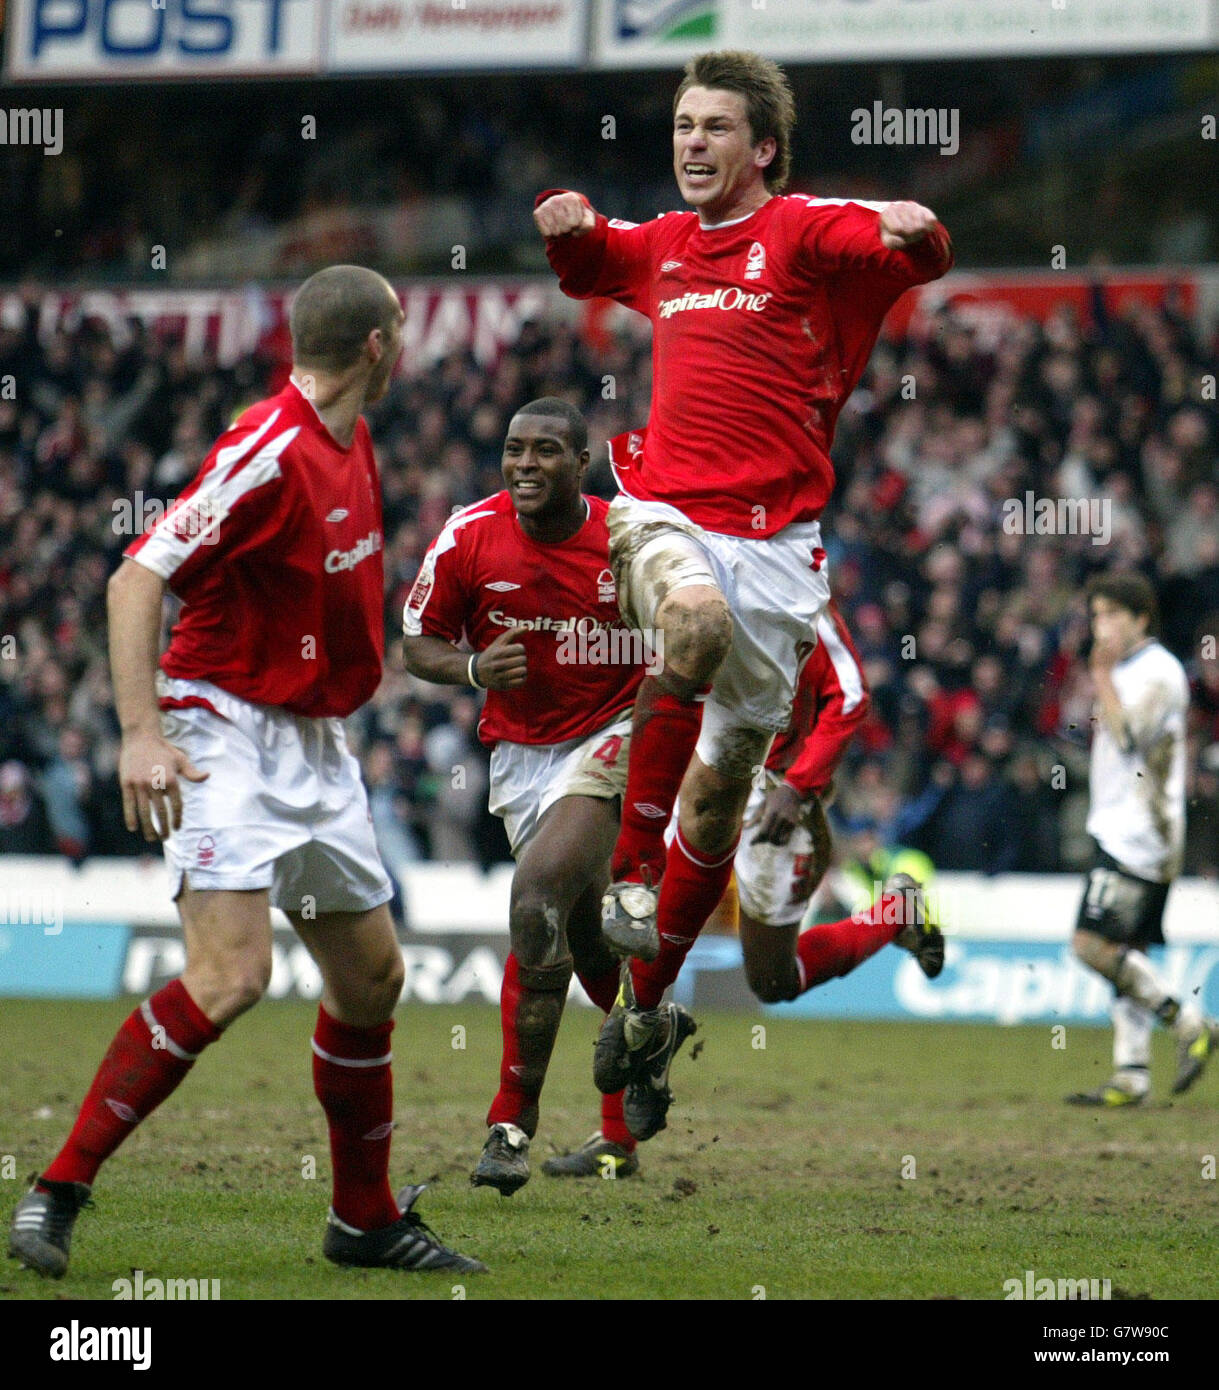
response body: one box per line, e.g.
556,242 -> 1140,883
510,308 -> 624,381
1086,640 -> 1188,883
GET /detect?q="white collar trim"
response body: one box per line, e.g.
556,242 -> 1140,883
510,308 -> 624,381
289,374 -> 324,423
697,204 -> 765,231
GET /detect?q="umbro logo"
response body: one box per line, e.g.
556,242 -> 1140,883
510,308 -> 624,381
326,508 -> 349,523
633,802 -> 667,819
486,581 -> 520,592
660,260 -> 683,273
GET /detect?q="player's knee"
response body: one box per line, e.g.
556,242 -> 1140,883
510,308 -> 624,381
363,945 -> 406,1015
189,954 -> 271,1024
681,787 -> 749,857
232,958 -> 272,1015
657,589 -> 732,683
696,724 -> 773,786
509,887 -> 573,973
746,963 -> 799,1004
743,937 -> 799,1002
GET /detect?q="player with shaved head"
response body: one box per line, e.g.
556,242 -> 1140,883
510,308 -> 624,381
534,51 -> 953,1124
9,264 -> 486,1279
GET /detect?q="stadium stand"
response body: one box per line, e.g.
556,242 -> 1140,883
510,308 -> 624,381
0,282 -> 1215,877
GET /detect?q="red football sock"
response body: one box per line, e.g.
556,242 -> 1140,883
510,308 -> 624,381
486,953 -> 565,1138
600,1089 -> 635,1153
610,675 -> 708,882
630,826 -> 737,1010
312,1006 -> 398,1233
794,894 -> 904,993
42,979 -> 221,1187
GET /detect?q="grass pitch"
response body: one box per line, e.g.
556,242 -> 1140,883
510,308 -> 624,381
2,998 -> 1217,1300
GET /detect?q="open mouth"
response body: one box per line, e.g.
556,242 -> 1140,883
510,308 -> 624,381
512,479 -> 544,497
683,163 -> 716,184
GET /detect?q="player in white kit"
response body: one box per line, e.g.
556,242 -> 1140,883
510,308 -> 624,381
1067,573 -> 1217,1107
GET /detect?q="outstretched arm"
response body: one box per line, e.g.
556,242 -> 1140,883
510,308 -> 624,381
533,188 -> 654,312
798,197 -> 953,285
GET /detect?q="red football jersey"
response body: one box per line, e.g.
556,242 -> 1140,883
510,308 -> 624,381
126,378 -> 384,719
539,190 -> 953,538
404,492 -> 643,747
766,600 -> 870,798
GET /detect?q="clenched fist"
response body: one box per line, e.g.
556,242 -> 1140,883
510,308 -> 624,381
473,627 -> 528,691
533,192 -> 596,240
879,201 -> 939,250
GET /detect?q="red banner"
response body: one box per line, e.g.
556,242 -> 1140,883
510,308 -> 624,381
3,271 -> 1208,378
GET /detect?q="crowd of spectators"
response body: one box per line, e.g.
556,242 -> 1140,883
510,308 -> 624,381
0,279 -> 1216,890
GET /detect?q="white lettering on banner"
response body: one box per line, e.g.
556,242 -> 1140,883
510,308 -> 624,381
115,935 -> 587,1008
120,932 -> 1219,1019
9,285 -> 553,374
891,945 -> 1219,1025
717,0 -> 1213,63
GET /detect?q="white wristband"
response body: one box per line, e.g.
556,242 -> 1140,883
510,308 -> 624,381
467,653 -> 485,690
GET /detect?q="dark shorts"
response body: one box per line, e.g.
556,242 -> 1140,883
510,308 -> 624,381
1074,848 -> 1169,949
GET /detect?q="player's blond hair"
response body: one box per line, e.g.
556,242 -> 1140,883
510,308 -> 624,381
674,50 -> 796,194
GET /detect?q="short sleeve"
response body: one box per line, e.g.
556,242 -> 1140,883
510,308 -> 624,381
403,526 -> 470,643
125,408 -> 297,591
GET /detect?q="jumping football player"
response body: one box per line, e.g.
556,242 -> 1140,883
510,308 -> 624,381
533,49 -> 953,1101
402,398 -> 669,1193
548,600 -> 943,1171
8,265 -> 485,1278
1067,573 -> 1216,1106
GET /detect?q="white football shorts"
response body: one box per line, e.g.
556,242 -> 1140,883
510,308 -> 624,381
157,676 -> 393,914
488,712 -> 633,858
606,493 -> 830,769
733,776 -> 820,928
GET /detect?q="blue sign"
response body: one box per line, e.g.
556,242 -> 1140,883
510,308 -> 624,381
0,923 -> 129,997
676,936 -> 1219,1024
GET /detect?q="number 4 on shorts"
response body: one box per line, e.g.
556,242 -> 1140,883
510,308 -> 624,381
592,735 -> 623,767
